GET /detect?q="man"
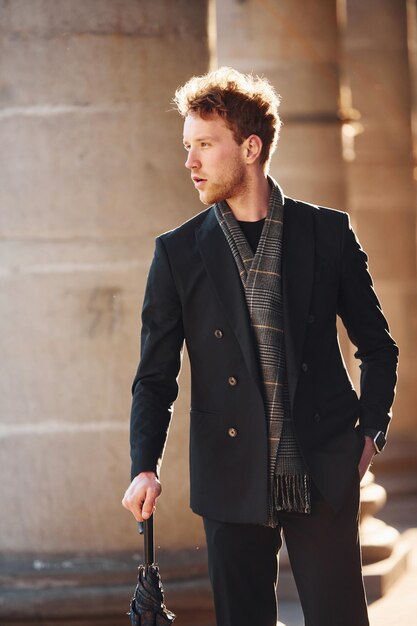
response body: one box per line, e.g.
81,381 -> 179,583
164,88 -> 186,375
122,67 -> 398,626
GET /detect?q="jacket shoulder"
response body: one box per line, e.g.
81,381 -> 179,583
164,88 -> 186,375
157,206 -> 213,247
285,195 -> 349,224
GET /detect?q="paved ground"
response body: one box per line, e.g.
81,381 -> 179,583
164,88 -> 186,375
278,492 -> 417,626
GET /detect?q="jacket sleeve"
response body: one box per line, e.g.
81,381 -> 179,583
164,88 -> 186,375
337,213 -> 399,436
130,236 -> 184,480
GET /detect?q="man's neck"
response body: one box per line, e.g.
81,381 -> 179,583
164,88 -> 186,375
226,173 -> 271,222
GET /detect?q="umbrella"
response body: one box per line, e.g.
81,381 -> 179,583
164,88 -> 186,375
128,515 -> 175,625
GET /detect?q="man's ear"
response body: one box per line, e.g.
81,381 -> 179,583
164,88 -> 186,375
243,134 -> 263,164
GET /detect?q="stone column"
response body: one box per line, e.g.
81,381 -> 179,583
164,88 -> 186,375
216,0 -> 351,360
217,0 -> 346,207
341,0 -> 417,473
0,1 -> 211,623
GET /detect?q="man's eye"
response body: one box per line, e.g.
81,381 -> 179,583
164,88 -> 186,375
183,145 -> 190,151
201,142 -> 209,148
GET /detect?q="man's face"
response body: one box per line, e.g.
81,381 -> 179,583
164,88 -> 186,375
183,112 -> 248,205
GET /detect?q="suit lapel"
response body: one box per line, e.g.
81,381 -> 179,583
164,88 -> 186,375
196,208 -> 263,394
196,199 -> 316,412
282,197 -> 315,412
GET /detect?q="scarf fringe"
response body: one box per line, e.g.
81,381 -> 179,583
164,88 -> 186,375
271,474 -> 311,520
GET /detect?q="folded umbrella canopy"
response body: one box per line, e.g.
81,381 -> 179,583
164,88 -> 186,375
129,515 -> 175,625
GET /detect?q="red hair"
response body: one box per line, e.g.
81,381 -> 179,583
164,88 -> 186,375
173,66 -> 282,170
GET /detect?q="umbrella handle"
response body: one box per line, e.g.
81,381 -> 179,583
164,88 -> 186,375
144,516 -> 154,566
137,516 -> 154,566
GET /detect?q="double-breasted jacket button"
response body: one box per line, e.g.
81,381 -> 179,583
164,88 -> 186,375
313,412 -> 321,423
301,362 -> 308,373
228,427 -> 238,438
307,314 -> 315,324
228,376 -> 238,386
214,329 -> 223,339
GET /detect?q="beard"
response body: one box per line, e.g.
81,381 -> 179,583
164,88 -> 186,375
198,155 -> 248,206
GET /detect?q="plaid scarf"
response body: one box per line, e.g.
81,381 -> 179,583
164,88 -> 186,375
214,177 -> 310,525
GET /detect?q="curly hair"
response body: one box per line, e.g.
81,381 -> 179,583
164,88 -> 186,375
173,66 -> 282,170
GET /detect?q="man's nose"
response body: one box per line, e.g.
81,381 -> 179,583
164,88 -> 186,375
185,150 -> 200,170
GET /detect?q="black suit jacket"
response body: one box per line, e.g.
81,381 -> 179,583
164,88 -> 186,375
130,197 -> 398,523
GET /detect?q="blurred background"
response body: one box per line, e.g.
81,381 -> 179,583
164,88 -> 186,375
0,0 -> 416,624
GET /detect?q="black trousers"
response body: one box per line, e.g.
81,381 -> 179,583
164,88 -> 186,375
203,476 -> 369,626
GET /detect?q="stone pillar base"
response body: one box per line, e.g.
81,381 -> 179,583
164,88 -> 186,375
277,532 -> 411,602
0,550 -> 214,625
359,471 -> 411,598
277,472 -> 412,602
362,537 -> 411,599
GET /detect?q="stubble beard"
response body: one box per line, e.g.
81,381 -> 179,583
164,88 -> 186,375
198,157 -> 248,206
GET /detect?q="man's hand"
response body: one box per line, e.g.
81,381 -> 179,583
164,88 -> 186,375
122,471 -> 162,521
358,435 -> 376,481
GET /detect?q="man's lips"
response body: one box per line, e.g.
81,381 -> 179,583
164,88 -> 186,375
192,176 -> 207,187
